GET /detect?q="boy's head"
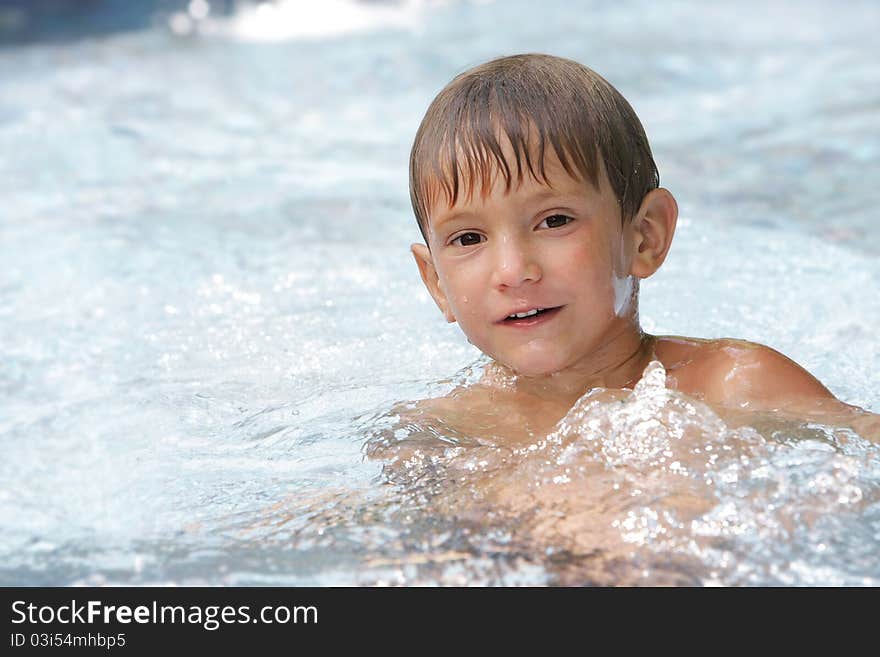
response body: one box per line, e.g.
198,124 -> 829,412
410,53 -> 659,241
409,54 -> 677,377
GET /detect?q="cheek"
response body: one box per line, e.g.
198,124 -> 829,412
553,241 -> 619,309
438,269 -> 480,317
554,240 -> 611,284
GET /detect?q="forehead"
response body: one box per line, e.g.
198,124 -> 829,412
423,140 -> 608,219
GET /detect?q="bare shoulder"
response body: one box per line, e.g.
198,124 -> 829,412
654,335 -> 835,410
363,394 -> 466,463
386,385 -> 495,438
402,385 -> 488,422
384,380 -> 572,448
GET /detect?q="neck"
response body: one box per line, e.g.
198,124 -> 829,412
483,324 -> 657,406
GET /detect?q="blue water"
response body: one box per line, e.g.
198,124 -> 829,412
1,0 -> 878,585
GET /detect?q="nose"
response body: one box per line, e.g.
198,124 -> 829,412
492,235 -> 542,288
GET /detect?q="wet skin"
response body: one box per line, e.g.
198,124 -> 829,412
406,335 -> 878,449
408,148 -> 878,445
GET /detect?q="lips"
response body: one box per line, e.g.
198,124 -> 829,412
506,307 -> 545,319
497,305 -> 563,326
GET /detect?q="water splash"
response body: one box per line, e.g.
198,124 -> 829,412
364,359 -> 880,584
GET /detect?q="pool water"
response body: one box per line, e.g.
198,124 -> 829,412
1,0 -> 879,585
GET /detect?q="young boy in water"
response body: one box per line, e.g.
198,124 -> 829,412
404,53 -> 877,444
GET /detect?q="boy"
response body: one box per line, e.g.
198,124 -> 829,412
404,53 -> 877,445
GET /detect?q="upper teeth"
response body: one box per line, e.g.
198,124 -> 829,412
509,308 -> 542,319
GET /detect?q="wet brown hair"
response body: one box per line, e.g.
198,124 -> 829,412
409,53 -> 659,243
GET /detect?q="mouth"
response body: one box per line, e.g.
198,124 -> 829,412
498,306 -> 563,326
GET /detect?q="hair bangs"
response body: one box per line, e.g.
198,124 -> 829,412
412,97 -> 603,242
410,54 -> 659,244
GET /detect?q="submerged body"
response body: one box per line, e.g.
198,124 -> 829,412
367,344 -> 878,584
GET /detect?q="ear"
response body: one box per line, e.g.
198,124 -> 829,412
411,243 -> 456,323
628,188 -> 678,279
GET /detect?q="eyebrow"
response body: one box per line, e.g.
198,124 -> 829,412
431,210 -> 474,230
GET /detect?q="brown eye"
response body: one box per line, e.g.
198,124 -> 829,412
540,214 -> 573,229
452,232 -> 484,246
